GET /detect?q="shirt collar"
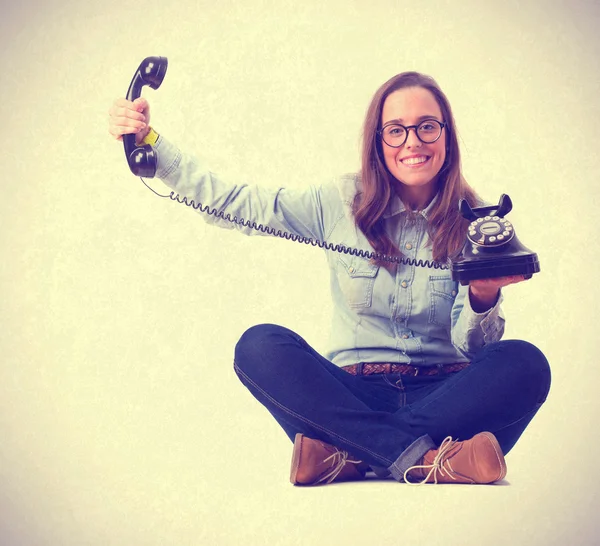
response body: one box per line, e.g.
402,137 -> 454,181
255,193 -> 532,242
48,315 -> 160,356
336,173 -> 439,221
382,189 -> 440,220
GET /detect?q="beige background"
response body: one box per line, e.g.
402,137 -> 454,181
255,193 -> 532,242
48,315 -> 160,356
1,0 -> 599,544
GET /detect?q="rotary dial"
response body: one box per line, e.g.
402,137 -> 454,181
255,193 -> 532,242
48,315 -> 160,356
467,216 -> 515,247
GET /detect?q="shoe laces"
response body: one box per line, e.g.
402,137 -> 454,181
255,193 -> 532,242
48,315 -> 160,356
403,436 -> 459,485
317,449 -> 363,484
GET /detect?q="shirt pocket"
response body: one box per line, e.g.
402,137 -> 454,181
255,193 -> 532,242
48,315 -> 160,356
428,275 -> 459,328
336,255 -> 380,310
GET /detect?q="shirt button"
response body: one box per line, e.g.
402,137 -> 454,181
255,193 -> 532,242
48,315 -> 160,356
401,281 -> 408,288
405,243 -> 413,250
451,290 -> 457,297
348,267 -> 355,273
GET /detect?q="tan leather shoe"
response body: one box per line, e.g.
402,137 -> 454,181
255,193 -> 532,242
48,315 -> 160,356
404,432 -> 507,484
290,434 -> 369,485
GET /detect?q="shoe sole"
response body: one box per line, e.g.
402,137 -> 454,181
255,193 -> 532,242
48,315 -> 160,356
478,432 -> 507,483
290,433 -> 304,485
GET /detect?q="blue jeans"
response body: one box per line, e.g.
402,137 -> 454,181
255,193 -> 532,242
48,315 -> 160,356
233,324 -> 551,481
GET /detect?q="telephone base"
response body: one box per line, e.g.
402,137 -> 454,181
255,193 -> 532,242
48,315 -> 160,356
451,253 -> 540,286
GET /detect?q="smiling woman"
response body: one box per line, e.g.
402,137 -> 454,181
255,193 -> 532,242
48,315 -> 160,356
380,88 -> 447,209
356,72 -> 478,270
108,69 -> 550,487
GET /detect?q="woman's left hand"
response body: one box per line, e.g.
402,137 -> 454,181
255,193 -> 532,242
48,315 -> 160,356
468,275 -> 527,312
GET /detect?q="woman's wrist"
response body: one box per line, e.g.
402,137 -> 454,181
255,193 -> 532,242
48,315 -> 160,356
134,126 -> 157,146
141,127 -> 159,146
468,286 -> 499,313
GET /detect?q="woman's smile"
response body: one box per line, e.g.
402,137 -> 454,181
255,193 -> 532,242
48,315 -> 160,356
399,154 -> 431,167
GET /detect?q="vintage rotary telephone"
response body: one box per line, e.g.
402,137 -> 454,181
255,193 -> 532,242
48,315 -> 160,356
451,196 -> 540,285
123,56 -> 541,284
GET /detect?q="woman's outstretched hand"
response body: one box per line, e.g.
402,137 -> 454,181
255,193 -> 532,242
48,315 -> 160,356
108,97 -> 151,145
469,275 -> 527,313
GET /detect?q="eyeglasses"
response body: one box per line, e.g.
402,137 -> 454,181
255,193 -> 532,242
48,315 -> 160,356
378,119 -> 446,148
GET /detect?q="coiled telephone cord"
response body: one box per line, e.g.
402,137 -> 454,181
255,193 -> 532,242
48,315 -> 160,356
141,178 -> 450,270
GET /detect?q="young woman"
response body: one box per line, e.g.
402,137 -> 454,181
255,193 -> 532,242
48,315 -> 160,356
108,71 -> 550,485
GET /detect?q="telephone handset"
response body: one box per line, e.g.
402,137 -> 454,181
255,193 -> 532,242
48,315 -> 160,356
123,56 -> 541,283
123,56 -> 168,177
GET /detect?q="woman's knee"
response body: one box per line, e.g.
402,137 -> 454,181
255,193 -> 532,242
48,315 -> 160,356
233,323 -> 293,376
476,339 -> 551,402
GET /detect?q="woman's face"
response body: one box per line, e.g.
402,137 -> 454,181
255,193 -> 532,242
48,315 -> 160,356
380,87 -> 447,207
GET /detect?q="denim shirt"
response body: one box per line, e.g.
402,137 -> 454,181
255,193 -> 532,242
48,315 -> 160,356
153,135 -> 505,367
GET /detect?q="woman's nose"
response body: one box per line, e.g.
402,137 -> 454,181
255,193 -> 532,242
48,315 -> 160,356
405,127 -> 422,148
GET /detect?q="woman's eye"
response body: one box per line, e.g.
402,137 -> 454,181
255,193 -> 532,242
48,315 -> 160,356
388,127 -> 404,136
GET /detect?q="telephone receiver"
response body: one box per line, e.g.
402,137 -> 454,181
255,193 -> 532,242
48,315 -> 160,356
450,194 -> 540,285
123,56 -> 168,177
123,56 -> 541,284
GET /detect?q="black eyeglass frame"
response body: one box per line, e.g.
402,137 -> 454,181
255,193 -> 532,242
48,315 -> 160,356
378,119 -> 447,148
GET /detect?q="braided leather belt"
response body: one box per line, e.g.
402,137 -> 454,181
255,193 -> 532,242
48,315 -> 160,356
341,362 -> 470,377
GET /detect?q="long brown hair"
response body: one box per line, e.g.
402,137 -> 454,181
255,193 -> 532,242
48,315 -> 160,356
355,72 -> 479,268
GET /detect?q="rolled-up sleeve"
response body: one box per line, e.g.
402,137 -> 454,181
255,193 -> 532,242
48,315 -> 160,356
153,135 -> 328,241
450,283 -> 505,359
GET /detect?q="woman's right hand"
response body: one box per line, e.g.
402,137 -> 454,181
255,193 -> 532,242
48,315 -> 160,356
108,97 -> 151,145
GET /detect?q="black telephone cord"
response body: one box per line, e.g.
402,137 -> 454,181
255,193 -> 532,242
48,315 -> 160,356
140,177 -> 450,270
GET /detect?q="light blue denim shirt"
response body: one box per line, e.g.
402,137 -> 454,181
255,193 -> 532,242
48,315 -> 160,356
153,135 -> 505,367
